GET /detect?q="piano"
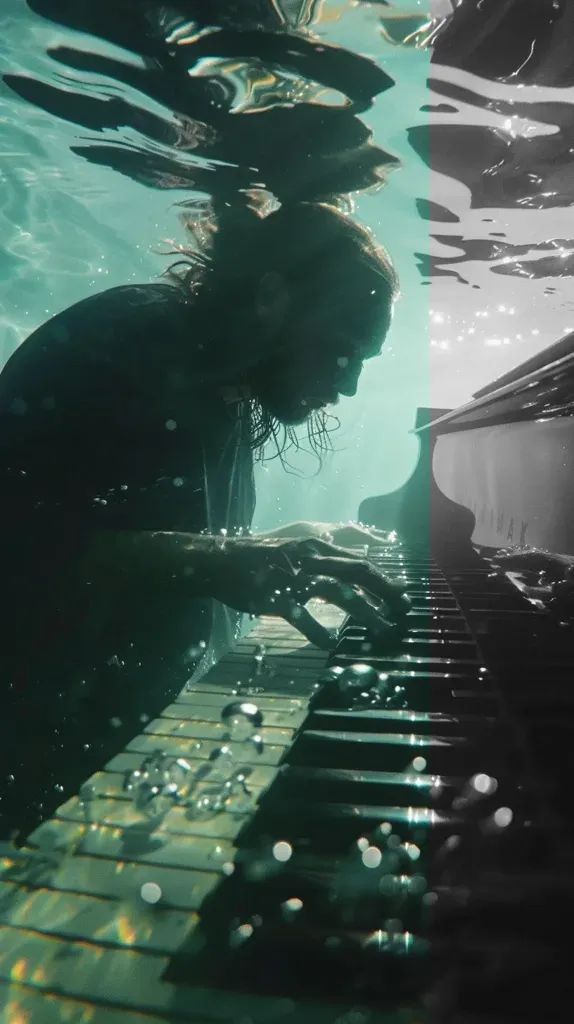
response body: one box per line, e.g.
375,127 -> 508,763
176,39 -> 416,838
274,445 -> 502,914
1,339 -> 573,1023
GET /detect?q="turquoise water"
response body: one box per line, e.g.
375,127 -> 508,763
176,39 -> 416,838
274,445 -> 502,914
1,0 -> 572,529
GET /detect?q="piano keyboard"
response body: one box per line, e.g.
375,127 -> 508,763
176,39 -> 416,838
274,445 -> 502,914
0,541 -> 571,1022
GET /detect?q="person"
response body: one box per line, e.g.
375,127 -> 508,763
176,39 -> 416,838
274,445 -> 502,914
0,200 -> 406,837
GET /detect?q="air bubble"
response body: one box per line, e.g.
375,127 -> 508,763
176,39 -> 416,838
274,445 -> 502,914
221,701 -> 263,742
362,846 -> 382,869
140,882 -> 162,904
282,896 -> 303,915
494,806 -> 513,827
472,772 -> 498,795
272,840 -> 293,862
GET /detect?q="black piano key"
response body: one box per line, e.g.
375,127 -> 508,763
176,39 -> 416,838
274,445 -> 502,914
309,678 -> 497,715
195,859 -> 430,935
335,634 -> 478,660
270,765 -> 527,827
238,797 -> 465,852
270,763 -> 459,810
307,707 -> 498,736
333,654 -> 482,675
176,916 -> 432,1002
287,729 -> 496,775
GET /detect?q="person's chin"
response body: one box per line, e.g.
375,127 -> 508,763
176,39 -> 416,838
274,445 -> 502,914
257,390 -> 313,425
272,403 -> 311,425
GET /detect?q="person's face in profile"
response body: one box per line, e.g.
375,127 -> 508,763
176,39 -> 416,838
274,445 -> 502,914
251,271 -> 391,425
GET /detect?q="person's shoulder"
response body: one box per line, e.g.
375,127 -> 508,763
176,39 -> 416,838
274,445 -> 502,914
0,282 -> 195,393
15,283 -> 192,360
60,282 -> 193,323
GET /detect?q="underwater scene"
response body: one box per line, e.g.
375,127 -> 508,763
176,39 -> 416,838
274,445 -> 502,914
1,2 -> 573,1022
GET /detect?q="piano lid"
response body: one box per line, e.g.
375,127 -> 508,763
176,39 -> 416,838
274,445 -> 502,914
360,334 -> 574,557
415,332 -> 574,435
422,334 -> 574,555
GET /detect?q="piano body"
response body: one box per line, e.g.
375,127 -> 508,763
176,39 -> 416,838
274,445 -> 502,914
1,339 -> 573,1023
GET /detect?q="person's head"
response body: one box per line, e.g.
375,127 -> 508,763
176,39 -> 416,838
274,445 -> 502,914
163,199 -> 398,436
248,204 -> 398,424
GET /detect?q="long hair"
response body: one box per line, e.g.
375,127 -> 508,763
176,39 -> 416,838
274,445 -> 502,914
157,197 -> 398,472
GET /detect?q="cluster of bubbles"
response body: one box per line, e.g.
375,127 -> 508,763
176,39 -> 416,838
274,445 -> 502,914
123,700 -> 265,822
338,834 -> 429,957
310,663 -> 408,711
123,751 -> 194,818
449,770 -> 516,836
330,820 -> 429,943
228,820 -> 430,958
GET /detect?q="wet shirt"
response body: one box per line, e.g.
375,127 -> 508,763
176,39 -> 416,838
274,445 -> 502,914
0,284 -> 256,825
0,283 -> 255,541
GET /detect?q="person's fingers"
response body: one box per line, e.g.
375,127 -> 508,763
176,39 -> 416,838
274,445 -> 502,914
369,527 -> 396,541
494,552 -> 574,581
296,555 -> 411,618
330,523 -> 395,547
292,574 -> 400,640
280,538 -> 370,576
280,600 -> 336,650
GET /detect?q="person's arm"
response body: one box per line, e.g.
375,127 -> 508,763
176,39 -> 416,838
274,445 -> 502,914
71,528 -> 410,652
255,520 -> 396,547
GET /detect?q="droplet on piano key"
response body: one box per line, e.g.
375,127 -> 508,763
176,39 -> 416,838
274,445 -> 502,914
337,663 -> 380,693
221,701 -> 263,741
140,882 -> 162,904
253,644 -> 266,667
221,770 -> 256,815
167,758 -> 193,789
189,791 -> 223,820
124,751 -> 192,818
78,782 -> 96,805
206,744 -> 235,782
320,667 -> 345,683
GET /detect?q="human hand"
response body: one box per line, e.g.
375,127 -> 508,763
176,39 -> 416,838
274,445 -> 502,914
199,535 -> 410,650
255,520 -> 396,549
492,549 -> 574,616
